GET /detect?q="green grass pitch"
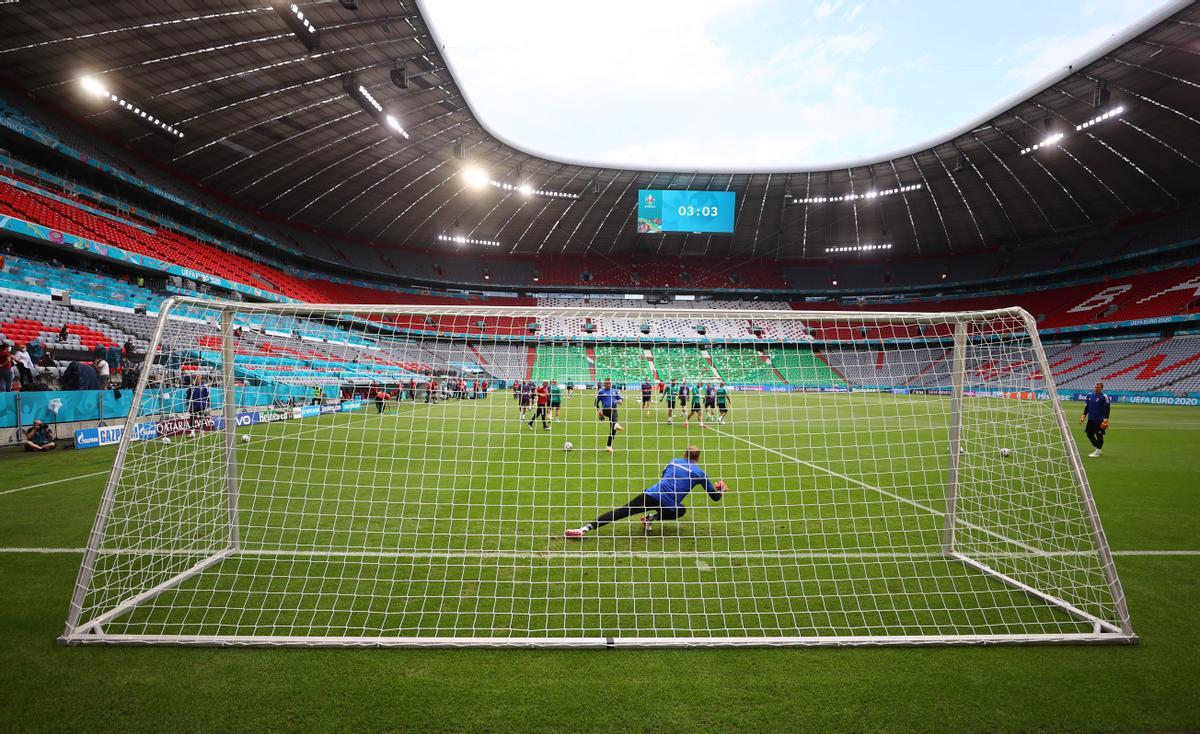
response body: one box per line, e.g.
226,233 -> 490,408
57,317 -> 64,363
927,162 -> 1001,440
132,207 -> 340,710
1,393 -> 1197,731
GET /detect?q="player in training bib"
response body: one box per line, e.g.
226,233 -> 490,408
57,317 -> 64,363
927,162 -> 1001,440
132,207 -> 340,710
704,383 -> 717,422
684,382 -> 705,428
549,379 -> 563,421
641,380 -> 654,416
519,380 -> 533,420
715,383 -> 730,424
662,379 -> 679,423
595,377 -> 624,453
564,446 -> 728,537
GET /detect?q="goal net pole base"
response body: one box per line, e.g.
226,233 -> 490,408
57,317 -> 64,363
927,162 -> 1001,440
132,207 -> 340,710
57,632 -> 1137,648
945,551 -> 1124,635
62,548 -> 234,639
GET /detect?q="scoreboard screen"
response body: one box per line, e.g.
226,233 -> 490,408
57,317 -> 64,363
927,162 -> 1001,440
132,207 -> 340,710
637,189 -> 735,234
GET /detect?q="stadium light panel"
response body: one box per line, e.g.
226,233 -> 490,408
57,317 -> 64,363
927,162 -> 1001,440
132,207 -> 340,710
275,1 -> 320,50
825,243 -> 893,254
80,75 -> 106,97
343,76 -> 409,141
792,184 -> 921,205
487,179 -> 579,200
463,166 -> 489,188
1020,132 -> 1065,156
384,114 -> 410,139
79,75 -> 183,139
357,84 -> 383,112
1076,106 -> 1125,131
437,233 -> 500,247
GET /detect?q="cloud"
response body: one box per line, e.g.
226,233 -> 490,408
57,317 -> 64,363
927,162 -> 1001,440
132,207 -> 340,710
813,0 -> 845,19
421,0 -> 1174,169
427,0 -> 895,168
1003,23 -> 1125,87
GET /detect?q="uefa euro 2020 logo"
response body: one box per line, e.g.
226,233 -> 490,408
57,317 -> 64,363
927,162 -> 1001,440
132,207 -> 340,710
644,194 -> 655,207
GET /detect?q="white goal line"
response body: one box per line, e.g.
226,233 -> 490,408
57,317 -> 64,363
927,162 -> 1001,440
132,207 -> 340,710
3,547 -> 1197,558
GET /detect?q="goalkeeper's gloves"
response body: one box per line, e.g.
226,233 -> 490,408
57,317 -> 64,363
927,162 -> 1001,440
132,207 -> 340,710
1100,419 -> 1109,430
715,480 -> 729,494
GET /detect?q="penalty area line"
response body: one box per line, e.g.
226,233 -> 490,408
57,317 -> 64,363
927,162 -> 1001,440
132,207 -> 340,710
707,425 -> 1053,557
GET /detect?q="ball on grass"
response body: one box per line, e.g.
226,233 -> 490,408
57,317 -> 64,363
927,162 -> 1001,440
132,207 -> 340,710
1000,448 -> 1012,458
241,434 -> 251,443
161,436 -> 172,444
563,441 -> 574,452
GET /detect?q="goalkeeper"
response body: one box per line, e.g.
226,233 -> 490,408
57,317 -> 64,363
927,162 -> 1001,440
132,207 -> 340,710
565,446 -> 728,537
1079,381 -> 1111,458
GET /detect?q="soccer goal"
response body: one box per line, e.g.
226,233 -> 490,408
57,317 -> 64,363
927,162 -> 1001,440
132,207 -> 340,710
61,299 -> 1134,647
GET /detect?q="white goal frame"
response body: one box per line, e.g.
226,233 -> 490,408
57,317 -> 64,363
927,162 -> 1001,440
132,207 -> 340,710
60,300 -> 1135,647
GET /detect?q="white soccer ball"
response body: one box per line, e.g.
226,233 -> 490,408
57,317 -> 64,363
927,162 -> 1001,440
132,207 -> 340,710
563,441 -> 574,452
241,434 -> 251,443
161,436 -> 172,444
999,448 -> 1012,458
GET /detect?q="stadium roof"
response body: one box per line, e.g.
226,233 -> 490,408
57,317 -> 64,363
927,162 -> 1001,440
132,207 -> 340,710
1,0 -> 1198,262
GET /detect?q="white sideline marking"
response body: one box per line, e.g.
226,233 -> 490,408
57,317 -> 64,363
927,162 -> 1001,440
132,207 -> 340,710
707,425 -> 1052,557
0,470 -> 109,497
0,547 -> 1196,558
0,400 -> 440,499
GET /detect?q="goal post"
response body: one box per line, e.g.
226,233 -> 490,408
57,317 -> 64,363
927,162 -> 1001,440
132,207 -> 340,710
61,299 -> 1135,647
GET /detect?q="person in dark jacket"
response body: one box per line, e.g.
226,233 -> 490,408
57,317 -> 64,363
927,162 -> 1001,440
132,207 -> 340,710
61,360 -> 100,391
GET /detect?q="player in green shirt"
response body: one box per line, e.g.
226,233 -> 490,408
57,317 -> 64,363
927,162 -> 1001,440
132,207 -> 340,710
549,379 -> 564,421
715,384 -> 730,424
661,379 -> 679,424
684,382 -> 705,428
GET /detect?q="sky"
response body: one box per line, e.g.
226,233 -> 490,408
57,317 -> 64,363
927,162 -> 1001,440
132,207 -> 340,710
421,0 -> 1177,171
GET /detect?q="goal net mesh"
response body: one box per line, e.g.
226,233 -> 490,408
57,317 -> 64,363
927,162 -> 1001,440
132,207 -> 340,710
61,300 -> 1133,646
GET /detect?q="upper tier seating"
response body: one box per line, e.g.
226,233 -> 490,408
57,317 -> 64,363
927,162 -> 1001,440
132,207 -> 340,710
707,347 -> 783,384
593,346 -> 654,384
769,349 -> 845,386
0,175 -> 326,302
651,348 -> 717,383
530,345 -> 592,383
467,344 -> 530,382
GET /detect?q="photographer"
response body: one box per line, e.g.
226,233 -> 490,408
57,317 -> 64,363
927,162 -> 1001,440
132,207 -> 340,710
23,420 -> 56,452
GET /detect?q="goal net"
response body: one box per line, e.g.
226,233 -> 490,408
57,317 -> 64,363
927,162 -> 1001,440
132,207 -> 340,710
61,299 -> 1134,647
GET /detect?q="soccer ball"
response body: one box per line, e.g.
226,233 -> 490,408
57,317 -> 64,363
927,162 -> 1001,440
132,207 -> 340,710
999,448 -> 1012,458
563,441 -> 574,452
161,437 -> 172,444
241,434 -> 251,443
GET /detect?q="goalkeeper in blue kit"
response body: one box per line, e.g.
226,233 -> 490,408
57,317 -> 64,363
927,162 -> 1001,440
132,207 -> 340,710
565,446 -> 729,537
595,377 -> 624,454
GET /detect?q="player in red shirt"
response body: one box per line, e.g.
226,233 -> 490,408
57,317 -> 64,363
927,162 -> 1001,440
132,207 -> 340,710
373,385 -> 390,414
528,381 -> 551,430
